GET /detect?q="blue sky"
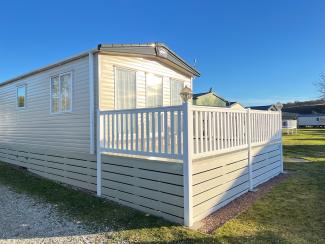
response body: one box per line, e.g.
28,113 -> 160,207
1,0 -> 324,106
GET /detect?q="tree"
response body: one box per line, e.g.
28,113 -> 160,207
317,73 -> 325,99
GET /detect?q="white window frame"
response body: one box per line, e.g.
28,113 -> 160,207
170,78 -> 185,106
145,73 -> 164,108
16,84 -> 27,109
50,71 -> 73,114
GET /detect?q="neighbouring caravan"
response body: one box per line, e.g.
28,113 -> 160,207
297,114 -> 325,127
0,43 -> 283,227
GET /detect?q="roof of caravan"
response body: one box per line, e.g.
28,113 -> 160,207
98,43 -> 200,76
297,113 -> 325,117
0,42 -> 200,87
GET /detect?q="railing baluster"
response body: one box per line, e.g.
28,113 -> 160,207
152,111 -> 155,153
212,112 -> 216,151
135,113 -> 138,151
103,114 -> 106,149
199,112 -> 203,153
164,111 -> 168,154
195,111 -> 199,154
216,112 -> 220,150
126,113 -> 129,150
111,113 -> 115,150
208,111 -> 212,152
177,110 -> 182,155
158,112 -> 162,153
141,112 -> 144,152
130,113 -> 133,151
204,111 -> 207,152
146,112 -> 150,152
121,113 -> 124,150
171,111 -> 175,154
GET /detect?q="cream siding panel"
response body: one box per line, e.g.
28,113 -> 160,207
136,71 -> 146,108
0,56 -> 91,153
163,77 -> 171,106
99,54 -> 192,110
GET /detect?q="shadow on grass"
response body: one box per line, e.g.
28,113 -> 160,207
283,145 -> 325,158
134,230 -> 289,243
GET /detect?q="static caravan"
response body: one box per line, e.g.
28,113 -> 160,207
297,114 -> 325,127
0,43 -> 283,227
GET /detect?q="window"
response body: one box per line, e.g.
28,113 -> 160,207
115,68 -> 136,109
50,72 -> 72,113
170,79 -> 184,105
316,117 -> 320,122
146,74 -> 163,107
17,85 -> 26,108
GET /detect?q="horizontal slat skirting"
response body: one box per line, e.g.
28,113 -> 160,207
102,154 -> 183,175
193,167 -> 249,195
193,174 -> 249,206
0,145 -> 97,191
253,155 -> 281,171
253,165 -> 282,187
102,186 -> 183,218
193,181 -> 249,218
101,163 -> 182,185
29,169 -> 96,191
253,158 -> 281,177
102,178 -> 183,207
192,149 -> 248,174
0,143 -> 96,161
101,154 -> 184,222
193,188 -> 248,223
102,171 -> 183,196
251,143 -> 281,157
193,158 -> 248,185
102,194 -> 183,224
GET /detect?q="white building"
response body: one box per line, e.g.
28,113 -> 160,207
297,114 -> 325,127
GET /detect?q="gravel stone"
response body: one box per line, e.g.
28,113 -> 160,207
0,185 -> 112,243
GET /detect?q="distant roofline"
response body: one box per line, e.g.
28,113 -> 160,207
0,42 -> 200,87
297,113 -> 325,117
193,90 -> 228,103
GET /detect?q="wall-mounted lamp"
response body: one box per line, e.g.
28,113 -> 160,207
180,86 -> 193,103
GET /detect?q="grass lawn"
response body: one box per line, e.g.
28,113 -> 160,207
0,128 -> 324,243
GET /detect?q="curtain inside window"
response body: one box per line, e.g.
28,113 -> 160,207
146,74 -> 163,107
17,86 -> 26,108
51,76 -> 59,113
171,79 -> 184,105
60,73 -> 71,112
116,68 -> 136,109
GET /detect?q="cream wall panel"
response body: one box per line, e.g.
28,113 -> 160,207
0,56 -> 91,153
99,54 -> 192,110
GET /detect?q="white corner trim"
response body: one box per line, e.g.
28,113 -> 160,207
89,52 -> 95,154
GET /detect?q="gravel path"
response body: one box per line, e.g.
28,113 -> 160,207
0,185 -> 111,243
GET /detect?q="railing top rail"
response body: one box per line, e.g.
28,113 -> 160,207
100,105 -> 183,115
249,109 -> 281,114
191,105 -> 247,113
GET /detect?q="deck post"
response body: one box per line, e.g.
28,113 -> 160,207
96,109 -> 102,196
279,111 -> 284,173
247,108 -> 253,190
183,102 -> 193,227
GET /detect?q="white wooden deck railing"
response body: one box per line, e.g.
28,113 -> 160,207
97,103 -> 283,227
98,104 -> 282,160
99,105 -> 184,159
